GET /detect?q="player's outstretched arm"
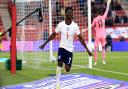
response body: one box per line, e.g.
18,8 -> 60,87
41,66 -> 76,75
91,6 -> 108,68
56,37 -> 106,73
103,0 -> 111,18
77,34 -> 93,56
39,32 -> 57,49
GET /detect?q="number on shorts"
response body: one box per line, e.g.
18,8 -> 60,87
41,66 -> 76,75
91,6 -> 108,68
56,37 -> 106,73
68,57 -> 71,64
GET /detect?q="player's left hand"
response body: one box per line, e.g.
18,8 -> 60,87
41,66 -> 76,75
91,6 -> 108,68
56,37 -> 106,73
39,44 -> 45,49
87,50 -> 93,56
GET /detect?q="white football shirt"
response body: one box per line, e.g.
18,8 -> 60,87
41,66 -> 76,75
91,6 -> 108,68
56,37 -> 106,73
55,21 -> 80,52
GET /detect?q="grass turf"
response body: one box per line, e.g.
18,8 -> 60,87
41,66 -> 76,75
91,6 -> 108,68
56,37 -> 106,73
0,52 -> 128,87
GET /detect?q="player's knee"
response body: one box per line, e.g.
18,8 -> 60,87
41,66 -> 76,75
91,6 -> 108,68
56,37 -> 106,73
58,62 -> 63,67
65,68 -> 70,72
65,65 -> 71,72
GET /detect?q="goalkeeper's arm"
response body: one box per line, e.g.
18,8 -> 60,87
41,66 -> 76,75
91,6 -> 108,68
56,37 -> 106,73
103,0 -> 111,18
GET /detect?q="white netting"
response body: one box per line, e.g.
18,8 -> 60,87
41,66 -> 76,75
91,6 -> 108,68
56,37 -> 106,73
16,0 -> 91,70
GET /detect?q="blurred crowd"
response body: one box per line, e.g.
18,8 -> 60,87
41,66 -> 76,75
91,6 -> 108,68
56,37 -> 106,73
51,0 -> 128,26
91,0 -> 128,26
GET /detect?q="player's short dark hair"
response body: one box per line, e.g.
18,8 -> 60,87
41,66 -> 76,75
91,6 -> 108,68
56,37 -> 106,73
65,7 -> 73,13
96,8 -> 103,15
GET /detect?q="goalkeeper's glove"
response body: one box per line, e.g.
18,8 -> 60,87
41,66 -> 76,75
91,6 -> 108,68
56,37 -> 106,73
107,0 -> 111,5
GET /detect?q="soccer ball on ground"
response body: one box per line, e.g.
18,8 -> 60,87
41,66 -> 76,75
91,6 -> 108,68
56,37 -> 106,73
50,56 -> 57,62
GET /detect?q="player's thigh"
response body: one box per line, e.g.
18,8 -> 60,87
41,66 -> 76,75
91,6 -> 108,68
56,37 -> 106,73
57,61 -> 63,67
101,37 -> 106,47
94,39 -> 100,50
65,65 -> 71,72
64,50 -> 73,72
94,37 -> 100,47
57,48 -> 66,67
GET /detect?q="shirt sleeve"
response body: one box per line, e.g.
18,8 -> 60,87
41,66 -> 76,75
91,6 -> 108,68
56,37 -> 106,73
75,24 -> 80,35
55,23 -> 61,33
103,5 -> 109,19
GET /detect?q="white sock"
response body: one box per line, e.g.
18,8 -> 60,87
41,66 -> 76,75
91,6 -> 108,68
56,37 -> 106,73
56,66 -> 62,86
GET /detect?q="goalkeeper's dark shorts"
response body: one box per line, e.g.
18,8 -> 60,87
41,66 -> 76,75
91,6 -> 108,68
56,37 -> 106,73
57,48 -> 73,67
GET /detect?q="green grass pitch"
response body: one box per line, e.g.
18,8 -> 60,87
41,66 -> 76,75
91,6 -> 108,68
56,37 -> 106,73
0,51 -> 128,87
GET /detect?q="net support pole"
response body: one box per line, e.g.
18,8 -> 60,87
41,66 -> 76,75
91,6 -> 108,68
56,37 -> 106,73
87,0 -> 92,69
11,5 -> 17,74
49,0 -> 53,61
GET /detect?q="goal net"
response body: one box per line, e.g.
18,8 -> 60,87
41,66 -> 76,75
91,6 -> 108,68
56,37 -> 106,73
15,0 -> 92,70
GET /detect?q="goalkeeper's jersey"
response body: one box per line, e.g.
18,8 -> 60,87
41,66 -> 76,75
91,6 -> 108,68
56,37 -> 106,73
91,5 -> 109,38
55,21 -> 80,52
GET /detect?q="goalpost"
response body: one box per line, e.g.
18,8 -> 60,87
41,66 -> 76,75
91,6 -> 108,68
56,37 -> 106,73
15,0 -> 92,70
88,0 -> 92,69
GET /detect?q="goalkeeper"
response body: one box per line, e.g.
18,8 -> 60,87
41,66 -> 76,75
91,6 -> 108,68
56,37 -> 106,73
91,0 -> 111,65
39,7 -> 92,89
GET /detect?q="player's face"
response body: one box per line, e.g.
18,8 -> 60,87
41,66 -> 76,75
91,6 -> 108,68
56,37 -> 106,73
65,9 -> 73,19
